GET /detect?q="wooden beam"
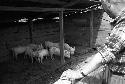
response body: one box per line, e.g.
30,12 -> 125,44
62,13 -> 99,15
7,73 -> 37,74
90,10 -> 94,48
0,6 -> 92,12
59,9 -> 65,64
0,6 -> 62,12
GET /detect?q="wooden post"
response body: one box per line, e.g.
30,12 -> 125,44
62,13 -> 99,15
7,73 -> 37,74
28,19 -> 33,43
90,10 -> 93,48
59,9 -> 65,64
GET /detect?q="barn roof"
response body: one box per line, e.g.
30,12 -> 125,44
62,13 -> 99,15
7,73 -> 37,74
0,0 -> 101,23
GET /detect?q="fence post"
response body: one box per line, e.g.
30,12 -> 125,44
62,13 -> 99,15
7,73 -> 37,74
59,9 -> 65,64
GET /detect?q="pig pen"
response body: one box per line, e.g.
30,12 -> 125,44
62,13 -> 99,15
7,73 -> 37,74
0,22 -> 96,84
0,47 -> 98,84
0,21 -> 93,84
0,10 -> 109,84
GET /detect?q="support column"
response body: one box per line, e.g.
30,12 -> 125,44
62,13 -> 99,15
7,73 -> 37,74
59,9 -> 65,64
90,10 -> 94,48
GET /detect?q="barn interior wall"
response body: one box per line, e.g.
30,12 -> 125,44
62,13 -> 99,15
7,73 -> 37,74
0,9 -> 105,62
94,11 -> 113,46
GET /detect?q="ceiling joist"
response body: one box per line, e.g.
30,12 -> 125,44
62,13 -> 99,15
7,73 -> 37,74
0,6 -> 95,12
0,6 -> 63,12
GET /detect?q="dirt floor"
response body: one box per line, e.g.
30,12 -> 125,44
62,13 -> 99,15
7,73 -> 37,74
0,47 -> 99,84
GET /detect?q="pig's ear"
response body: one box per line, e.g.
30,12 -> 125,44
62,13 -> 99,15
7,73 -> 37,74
73,46 -> 75,50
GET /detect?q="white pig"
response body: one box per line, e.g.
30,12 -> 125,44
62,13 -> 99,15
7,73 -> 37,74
49,47 -> 70,60
45,41 -> 75,55
64,43 -> 75,55
45,41 -> 59,49
37,49 -> 49,63
11,46 -> 27,59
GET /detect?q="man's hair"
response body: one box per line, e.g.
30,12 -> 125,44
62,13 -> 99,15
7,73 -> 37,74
101,0 -> 125,18
102,0 -> 125,5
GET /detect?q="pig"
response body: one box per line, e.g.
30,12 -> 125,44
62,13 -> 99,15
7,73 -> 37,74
27,44 -> 39,51
63,49 -> 71,58
45,41 -> 59,49
37,43 -> 44,50
45,41 -> 75,55
11,46 -> 27,59
64,43 -> 75,55
25,43 -> 43,63
49,47 -> 70,60
25,46 -> 34,63
37,49 -> 49,63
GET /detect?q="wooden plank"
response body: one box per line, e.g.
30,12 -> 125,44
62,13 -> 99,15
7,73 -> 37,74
0,6 -> 93,12
59,9 -> 65,64
0,6 -> 62,12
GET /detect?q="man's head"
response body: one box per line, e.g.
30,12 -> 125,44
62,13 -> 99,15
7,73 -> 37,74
101,0 -> 125,19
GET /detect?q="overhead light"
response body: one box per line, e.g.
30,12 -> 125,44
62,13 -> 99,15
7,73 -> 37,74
80,12 -> 83,13
18,18 -> 28,23
37,18 -> 43,19
90,0 -> 101,2
53,17 -> 59,19
98,6 -> 102,9
32,19 -> 37,21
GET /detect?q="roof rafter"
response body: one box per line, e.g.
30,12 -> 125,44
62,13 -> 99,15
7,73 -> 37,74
0,6 -> 63,12
0,6 -> 92,12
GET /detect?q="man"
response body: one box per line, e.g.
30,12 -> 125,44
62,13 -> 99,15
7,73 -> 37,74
60,0 -> 125,84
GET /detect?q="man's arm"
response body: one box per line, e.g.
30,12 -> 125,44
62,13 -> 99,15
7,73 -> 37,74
80,27 -> 125,76
79,52 -> 103,75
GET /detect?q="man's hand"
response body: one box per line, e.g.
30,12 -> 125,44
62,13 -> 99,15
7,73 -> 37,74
60,69 -> 83,81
